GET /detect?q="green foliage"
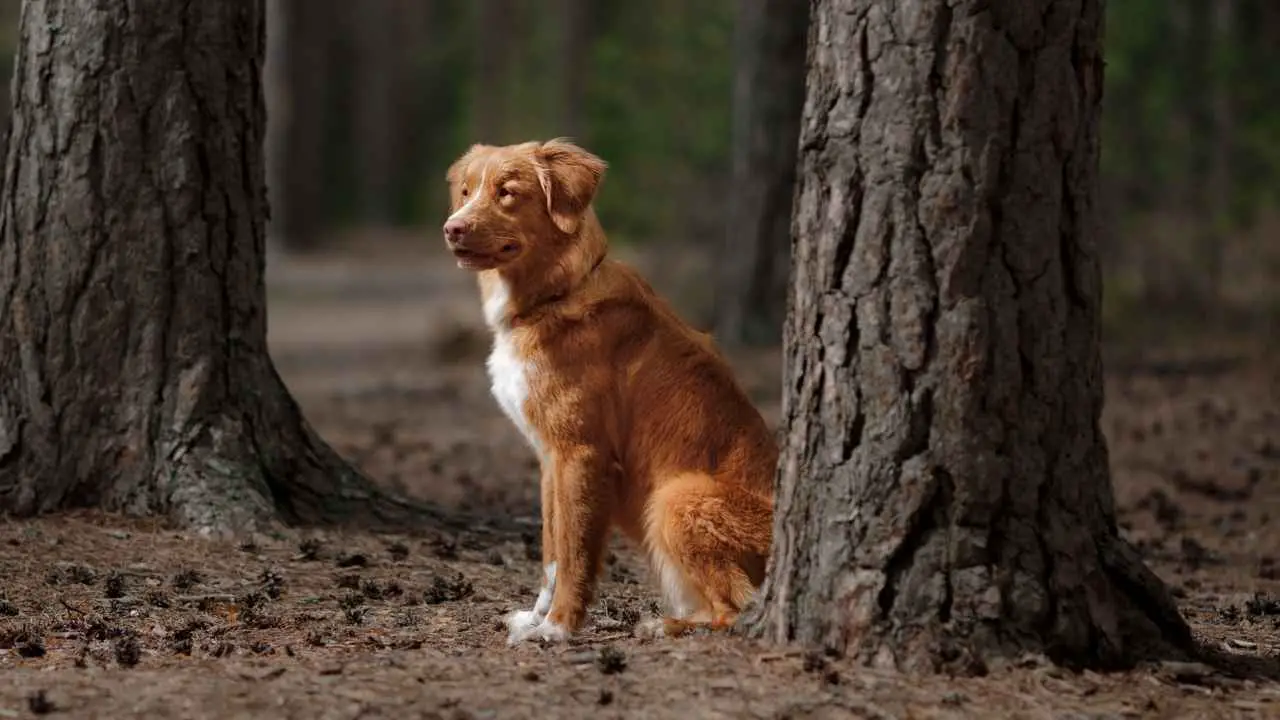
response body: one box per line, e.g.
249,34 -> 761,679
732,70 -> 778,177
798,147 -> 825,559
360,0 -> 1280,253
585,0 -> 733,243
405,0 -> 473,225
1102,0 -> 1280,225
414,0 -> 734,245
0,0 -> 1275,257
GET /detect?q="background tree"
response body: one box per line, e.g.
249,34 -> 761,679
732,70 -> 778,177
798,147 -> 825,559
0,0 -> 20,160
713,0 -> 809,347
0,0 -> 445,535
263,0 -> 290,257
263,0 -> 333,251
351,0 -> 401,226
1204,0 -> 1236,308
556,0 -> 592,139
13,0 -> 1256,343
742,0 -> 1193,670
0,0 -> 1270,541
471,0 -> 517,144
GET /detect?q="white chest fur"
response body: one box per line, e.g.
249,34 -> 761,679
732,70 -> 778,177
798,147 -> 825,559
484,279 -> 543,457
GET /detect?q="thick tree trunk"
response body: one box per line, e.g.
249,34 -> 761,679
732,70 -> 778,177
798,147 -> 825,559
263,0 -> 331,251
0,0 -> 448,536
743,0 -> 1192,671
714,0 -> 809,347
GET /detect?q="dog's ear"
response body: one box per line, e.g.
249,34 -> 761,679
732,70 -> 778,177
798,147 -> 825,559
535,138 -> 607,235
445,144 -> 486,185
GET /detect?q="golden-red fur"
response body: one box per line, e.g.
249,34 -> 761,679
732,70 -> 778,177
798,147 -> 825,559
441,139 -> 777,644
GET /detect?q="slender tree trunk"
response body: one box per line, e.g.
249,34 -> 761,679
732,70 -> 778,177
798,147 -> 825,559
742,0 -> 1191,671
1263,1 -> 1280,47
1205,0 -> 1235,304
472,0 -> 514,144
392,0 -> 435,222
263,0 -> 331,251
714,0 -> 809,347
557,0 -> 591,140
352,1 -> 400,226
1144,0 -> 1212,310
263,0 -> 289,259
1181,0 -> 1214,308
0,0 -> 20,166
0,0 -> 448,536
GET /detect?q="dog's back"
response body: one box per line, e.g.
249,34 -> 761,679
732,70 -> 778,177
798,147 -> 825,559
587,260 -> 776,494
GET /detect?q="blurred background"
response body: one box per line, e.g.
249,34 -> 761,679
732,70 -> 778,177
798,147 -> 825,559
1,5 -> 1278,693
0,0 -> 1276,349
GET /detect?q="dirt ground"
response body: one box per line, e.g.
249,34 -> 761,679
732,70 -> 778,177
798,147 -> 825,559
2,237 -> 1279,719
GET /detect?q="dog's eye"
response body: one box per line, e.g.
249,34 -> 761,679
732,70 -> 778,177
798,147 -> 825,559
461,187 -> 469,198
498,187 -> 513,199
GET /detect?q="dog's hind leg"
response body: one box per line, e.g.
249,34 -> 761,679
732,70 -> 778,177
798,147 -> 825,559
636,472 -> 772,638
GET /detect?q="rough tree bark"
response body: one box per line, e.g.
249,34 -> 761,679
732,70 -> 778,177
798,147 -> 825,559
263,0 -> 331,251
742,0 -> 1193,671
0,0 -> 447,536
714,0 -> 810,347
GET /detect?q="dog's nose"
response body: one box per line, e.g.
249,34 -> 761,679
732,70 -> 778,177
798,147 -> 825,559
443,218 -> 470,243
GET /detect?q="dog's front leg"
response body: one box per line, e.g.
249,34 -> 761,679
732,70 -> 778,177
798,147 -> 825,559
508,445 -> 615,645
505,463 -> 558,641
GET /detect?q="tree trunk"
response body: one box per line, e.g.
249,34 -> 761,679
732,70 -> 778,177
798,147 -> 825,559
1204,0 -> 1235,304
391,0 -> 436,223
557,0 -> 591,140
472,0 -> 515,144
1143,0 -> 1210,310
263,0 -> 289,259
352,1 -> 401,226
714,0 -> 809,347
0,0 -> 448,536
263,0 -> 331,251
1263,1 -> 1280,47
742,0 -> 1192,671
0,0 -> 20,165
1181,0 -> 1214,308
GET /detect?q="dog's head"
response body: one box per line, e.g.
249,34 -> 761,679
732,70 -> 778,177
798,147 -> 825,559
442,139 -> 607,271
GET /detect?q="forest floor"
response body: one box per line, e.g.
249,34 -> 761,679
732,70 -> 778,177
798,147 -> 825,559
2,235 -> 1279,719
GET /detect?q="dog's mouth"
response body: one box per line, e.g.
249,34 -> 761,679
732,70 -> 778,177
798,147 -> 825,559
451,247 -> 490,269
451,244 -> 518,269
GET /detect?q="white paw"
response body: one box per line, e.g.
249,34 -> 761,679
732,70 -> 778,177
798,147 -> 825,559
633,617 -> 667,640
505,608 -> 544,635
507,618 -> 571,646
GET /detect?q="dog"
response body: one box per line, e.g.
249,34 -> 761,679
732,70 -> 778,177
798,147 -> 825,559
442,139 -> 777,644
